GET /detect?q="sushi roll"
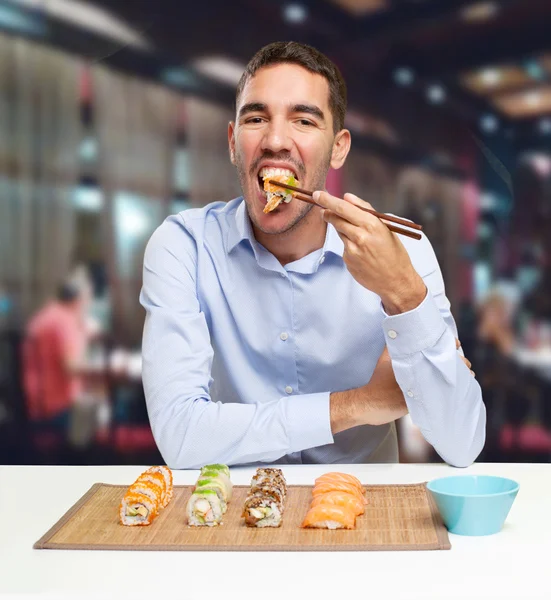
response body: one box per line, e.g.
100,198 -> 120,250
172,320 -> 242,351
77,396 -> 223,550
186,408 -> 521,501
128,480 -> 163,507
302,504 -> 356,530
119,492 -> 158,526
136,471 -> 168,508
243,467 -> 287,528
194,478 -> 229,513
197,470 -> 233,502
242,492 -> 283,528
145,465 -> 173,503
261,169 -> 298,213
201,464 -> 230,478
310,491 -> 365,516
187,489 -> 224,526
119,466 -> 174,526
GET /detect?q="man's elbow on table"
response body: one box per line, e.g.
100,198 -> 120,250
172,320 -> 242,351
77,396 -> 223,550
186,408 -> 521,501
435,400 -> 487,468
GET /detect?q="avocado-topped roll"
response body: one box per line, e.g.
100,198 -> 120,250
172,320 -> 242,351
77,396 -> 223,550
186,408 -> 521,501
200,464 -> 230,478
194,478 -> 229,512
187,489 -> 224,526
197,470 -> 233,502
119,492 -> 158,526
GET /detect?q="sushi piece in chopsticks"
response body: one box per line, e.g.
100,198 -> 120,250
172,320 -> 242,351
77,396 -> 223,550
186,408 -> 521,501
310,491 -> 365,516
242,467 -> 287,528
314,472 -> 364,494
187,464 -> 232,525
119,465 -> 173,526
187,489 -> 224,527
302,504 -> 356,530
261,169 -> 299,213
313,481 -> 367,505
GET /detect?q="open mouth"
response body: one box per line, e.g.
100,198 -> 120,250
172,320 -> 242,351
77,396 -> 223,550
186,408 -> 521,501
257,167 -> 299,213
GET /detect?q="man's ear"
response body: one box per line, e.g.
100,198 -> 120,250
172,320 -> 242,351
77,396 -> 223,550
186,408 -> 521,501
330,129 -> 351,170
228,121 -> 236,165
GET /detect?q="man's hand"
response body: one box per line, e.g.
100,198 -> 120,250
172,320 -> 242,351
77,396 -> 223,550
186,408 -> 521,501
313,190 -> 427,315
330,346 -> 408,434
456,338 -> 475,377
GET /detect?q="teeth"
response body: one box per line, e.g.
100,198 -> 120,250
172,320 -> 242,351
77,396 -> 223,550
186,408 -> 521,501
259,167 -> 296,178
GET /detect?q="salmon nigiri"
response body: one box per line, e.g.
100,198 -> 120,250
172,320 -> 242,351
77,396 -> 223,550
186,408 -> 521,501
302,504 -> 356,530
314,472 -> 364,494
310,491 -> 365,516
313,481 -> 367,505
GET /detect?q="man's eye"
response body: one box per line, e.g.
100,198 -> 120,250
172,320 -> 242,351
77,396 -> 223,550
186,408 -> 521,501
298,119 -> 314,126
246,117 -> 264,124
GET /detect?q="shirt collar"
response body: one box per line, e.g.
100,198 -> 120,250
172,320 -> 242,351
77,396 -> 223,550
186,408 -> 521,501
226,198 -> 253,254
226,196 -> 344,259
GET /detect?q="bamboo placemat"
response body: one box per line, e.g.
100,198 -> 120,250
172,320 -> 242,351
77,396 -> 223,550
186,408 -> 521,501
34,483 -> 450,551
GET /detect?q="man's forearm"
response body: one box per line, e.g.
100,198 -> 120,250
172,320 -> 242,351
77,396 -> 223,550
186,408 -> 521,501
330,378 -> 408,435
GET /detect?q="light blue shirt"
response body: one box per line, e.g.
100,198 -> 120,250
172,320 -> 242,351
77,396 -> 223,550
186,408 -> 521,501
140,197 -> 486,469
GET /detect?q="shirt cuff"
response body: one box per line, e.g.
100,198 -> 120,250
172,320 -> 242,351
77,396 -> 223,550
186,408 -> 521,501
381,289 -> 447,357
282,391 -> 334,453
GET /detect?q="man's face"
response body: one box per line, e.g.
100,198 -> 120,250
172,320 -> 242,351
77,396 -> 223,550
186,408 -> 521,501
229,63 -> 342,235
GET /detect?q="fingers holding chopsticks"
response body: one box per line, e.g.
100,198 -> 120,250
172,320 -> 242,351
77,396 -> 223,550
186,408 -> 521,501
313,191 -> 382,232
312,190 -> 427,311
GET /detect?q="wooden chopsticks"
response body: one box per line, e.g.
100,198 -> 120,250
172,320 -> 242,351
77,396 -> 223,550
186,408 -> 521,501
268,179 -> 422,241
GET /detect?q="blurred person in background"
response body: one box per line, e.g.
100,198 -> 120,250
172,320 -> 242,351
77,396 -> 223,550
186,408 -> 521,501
140,41 -> 485,470
21,277 -> 91,448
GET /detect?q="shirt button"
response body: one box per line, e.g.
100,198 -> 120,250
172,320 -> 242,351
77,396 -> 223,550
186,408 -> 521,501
319,255 -> 325,264
280,332 -> 289,341
279,272 -> 286,278
407,390 -> 414,398
285,386 -> 293,394
388,330 -> 397,339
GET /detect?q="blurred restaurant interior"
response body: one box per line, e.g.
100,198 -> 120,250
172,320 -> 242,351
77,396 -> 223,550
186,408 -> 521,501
1,0 -> 551,466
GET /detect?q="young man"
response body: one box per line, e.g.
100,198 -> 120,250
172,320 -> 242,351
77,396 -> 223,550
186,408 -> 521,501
140,42 -> 486,469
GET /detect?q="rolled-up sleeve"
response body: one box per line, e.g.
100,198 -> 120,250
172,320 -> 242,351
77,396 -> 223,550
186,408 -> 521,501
140,217 -> 333,469
381,236 -> 486,467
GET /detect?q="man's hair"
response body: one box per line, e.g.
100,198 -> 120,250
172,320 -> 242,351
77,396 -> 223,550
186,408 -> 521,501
236,41 -> 347,133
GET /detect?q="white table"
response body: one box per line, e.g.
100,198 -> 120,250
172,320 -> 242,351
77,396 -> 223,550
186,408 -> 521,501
1,463 -> 549,599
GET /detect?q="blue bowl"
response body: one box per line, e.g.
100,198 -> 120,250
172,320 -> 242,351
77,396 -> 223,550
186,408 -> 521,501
426,475 -> 519,536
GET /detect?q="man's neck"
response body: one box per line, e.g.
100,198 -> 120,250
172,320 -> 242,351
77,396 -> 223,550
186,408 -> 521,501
253,208 -> 327,266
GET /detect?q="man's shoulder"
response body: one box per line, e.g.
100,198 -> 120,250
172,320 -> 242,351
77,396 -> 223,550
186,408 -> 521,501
145,197 -> 242,262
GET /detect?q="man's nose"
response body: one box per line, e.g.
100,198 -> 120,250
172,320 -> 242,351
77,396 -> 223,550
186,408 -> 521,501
260,117 -> 292,154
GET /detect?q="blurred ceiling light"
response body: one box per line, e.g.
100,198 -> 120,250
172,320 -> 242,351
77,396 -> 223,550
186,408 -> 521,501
460,2 -> 500,23
427,84 -> 446,104
529,154 -> 551,177
283,3 -> 308,24
481,69 -> 501,87
492,86 -> 551,118
393,67 -> 414,86
328,0 -> 389,16
193,57 -> 245,87
11,0 -> 152,50
538,118 -> 551,135
73,186 -> 104,212
525,91 -> 542,108
480,114 -> 499,133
